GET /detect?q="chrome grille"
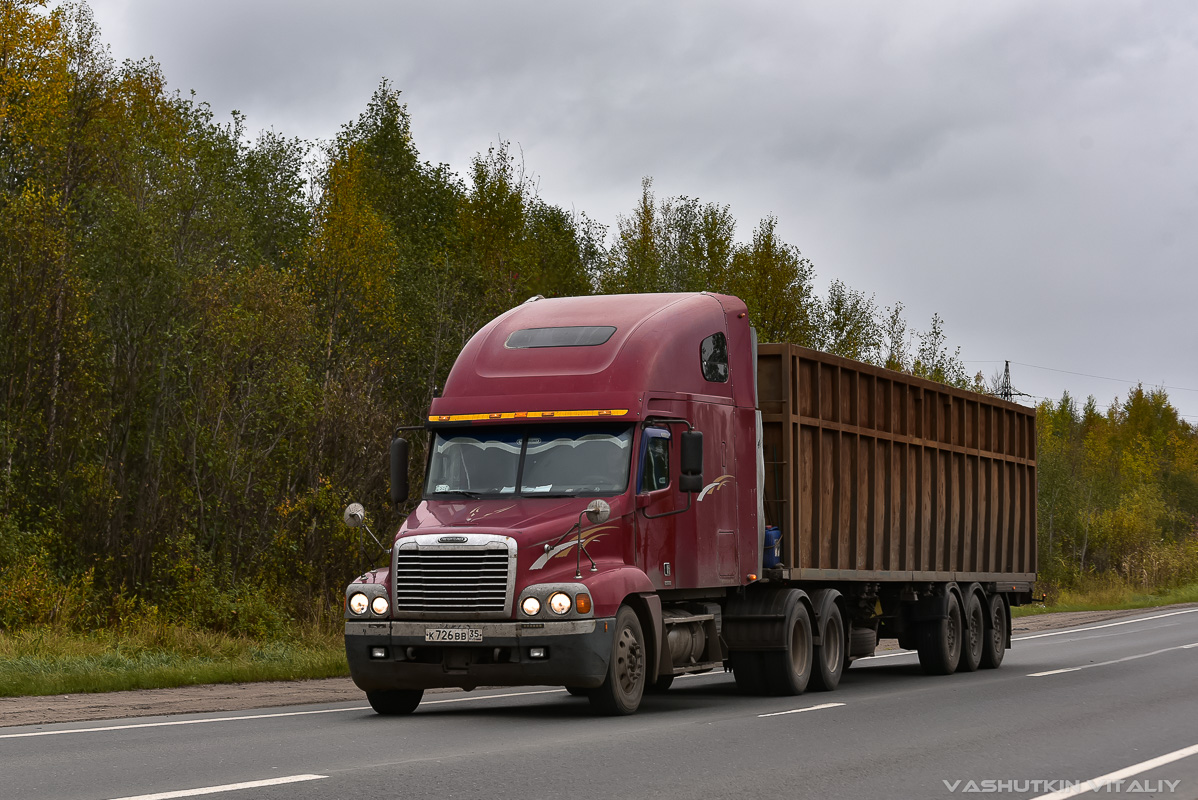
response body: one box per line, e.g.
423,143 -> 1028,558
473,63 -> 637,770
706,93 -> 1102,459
393,535 -> 515,619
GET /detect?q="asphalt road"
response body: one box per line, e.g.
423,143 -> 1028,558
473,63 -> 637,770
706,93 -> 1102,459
3,607 -> 1197,800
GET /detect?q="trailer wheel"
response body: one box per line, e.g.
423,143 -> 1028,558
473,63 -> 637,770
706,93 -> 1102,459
810,603 -> 845,692
959,592 -> 985,673
366,689 -> 423,715
980,594 -> 1007,669
917,592 -> 963,675
589,605 -> 646,715
761,592 -> 813,695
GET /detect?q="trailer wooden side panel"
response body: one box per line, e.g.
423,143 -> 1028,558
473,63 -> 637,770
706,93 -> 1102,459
757,343 -> 1036,583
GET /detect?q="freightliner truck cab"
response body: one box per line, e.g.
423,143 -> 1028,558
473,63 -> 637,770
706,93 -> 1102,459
343,292 -> 763,715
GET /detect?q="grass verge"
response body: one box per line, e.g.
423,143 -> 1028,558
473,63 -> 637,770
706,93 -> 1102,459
1012,581 -> 1198,618
0,623 -> 348,698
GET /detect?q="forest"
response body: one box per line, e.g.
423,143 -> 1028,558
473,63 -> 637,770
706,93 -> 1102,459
2,1 -> 1195,636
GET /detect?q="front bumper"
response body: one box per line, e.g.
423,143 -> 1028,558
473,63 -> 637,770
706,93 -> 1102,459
345,618 -> 615,691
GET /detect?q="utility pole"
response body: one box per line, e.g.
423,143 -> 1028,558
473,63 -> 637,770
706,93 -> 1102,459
999,361 -> 1014,402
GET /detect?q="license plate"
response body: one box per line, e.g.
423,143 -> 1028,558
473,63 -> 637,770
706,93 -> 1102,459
424,627 -> 482,643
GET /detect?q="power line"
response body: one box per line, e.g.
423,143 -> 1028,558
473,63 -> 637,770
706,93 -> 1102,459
967,361 -> 1198,421
963,360 -> 1198,394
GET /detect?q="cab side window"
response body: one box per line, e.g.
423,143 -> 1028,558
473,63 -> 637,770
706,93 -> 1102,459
640,436 -> 671,492
700,332 -> 728,382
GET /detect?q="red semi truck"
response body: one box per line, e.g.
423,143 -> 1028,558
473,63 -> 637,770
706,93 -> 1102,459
342,292 -> 1036,715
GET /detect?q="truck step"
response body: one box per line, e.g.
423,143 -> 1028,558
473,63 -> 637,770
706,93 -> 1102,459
662,613 -> 715,626
670,660 -> 723,675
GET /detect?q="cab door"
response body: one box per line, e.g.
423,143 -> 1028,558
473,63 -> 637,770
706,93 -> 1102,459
634,426 -> 677,589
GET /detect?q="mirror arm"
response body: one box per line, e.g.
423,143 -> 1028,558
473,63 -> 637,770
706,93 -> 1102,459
361,522 -> 390,555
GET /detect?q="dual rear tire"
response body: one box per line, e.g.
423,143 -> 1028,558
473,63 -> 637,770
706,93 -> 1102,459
732,589 -> 814,696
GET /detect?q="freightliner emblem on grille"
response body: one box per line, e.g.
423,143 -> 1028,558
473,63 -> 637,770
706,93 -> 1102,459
438,535 -> 469,543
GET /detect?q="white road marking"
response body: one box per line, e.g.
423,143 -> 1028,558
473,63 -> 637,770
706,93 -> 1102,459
758,702 -> 845,718
1028,642 -> 1198,677
859,649 -> 916,659
1014,607 -> 1198,641
103,774 -> 327,800
1027,742 -> 1198,800
0,688 -> 571,739
860,607 -> 1198,661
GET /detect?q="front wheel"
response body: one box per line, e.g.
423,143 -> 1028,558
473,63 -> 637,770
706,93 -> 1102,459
589,606 -> 646,715
366,689 -> 423,716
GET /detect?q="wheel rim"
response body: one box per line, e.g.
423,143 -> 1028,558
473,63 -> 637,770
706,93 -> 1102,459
947,601 -> 961,655
790,614 -> 811,676
823,619 -> 842,673
991,602 -> 1005,650
614,624 -> 644,697
968,602 -> 984,657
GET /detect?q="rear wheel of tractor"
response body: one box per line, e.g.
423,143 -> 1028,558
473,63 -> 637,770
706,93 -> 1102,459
917,592 -> 963,676
366,689 -> 423,716
761,592 -> 813,695
589,605 -> 646,715
980,594 -> 1007,669
730,651 -> 766,694
810,603 -> 845,692
959,592 -> 985,673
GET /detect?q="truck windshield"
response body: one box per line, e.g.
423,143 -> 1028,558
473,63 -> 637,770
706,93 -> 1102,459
425,425 -> 633,498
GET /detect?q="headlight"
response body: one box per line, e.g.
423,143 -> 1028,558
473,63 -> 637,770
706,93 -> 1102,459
522,596 -> 542,616
371,596 -> 389,615
548,592 -> 572,615
348,592 -> 369,615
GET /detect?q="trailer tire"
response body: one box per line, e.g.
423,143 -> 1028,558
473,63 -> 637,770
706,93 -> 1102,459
761,592 -> 813,695
366,689 -> 423,715
810,603 -> 845,692
589,605 -> 646,715
980,594 -> 1007,669
917,592 -> 963,676
959,591 -> 985,673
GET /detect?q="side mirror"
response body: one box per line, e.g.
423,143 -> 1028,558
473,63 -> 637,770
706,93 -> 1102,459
679,430 -> 703,493
585,499 -> 611,524
343,502 -> 365,528
390,437 -> 410,507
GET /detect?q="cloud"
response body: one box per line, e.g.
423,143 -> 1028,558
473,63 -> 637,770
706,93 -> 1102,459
85,0 -> 1198,418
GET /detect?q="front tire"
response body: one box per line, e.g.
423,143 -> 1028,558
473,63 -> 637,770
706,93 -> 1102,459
589,606 -> 646,715
366,689 -> 423,715
810,603 -> 845,692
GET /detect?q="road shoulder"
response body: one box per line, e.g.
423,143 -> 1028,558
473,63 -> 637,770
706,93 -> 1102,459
4,602 -> 1195,727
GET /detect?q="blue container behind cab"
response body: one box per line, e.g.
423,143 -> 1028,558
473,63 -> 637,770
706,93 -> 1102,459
763,526 -> 781,568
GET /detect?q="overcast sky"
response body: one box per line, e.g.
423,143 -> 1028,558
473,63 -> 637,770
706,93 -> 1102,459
84,1 -> 1198,421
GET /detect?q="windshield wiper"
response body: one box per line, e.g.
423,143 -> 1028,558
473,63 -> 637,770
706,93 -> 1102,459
433,490 -> 482,498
